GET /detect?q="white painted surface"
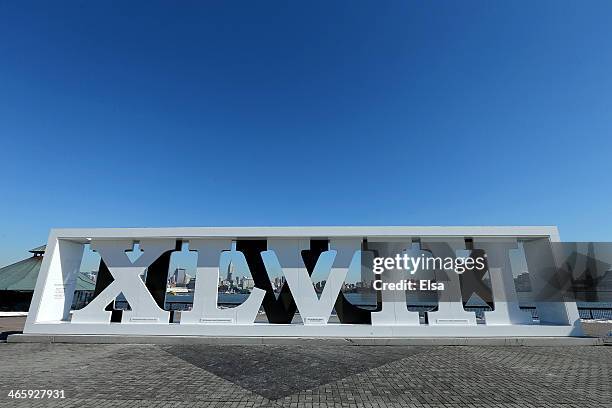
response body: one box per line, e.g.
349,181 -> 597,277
71,240 -> 174,324
180,239 -> 266,325
24,321 -> 580,337
422,238 -> 477,326
24,226 -> 583,337
474,238 -> 533,325
370,240 -> 421,326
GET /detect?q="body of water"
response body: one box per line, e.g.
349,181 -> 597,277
164,292 -> 612,309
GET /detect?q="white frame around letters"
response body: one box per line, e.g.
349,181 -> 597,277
24,226 -> 583,337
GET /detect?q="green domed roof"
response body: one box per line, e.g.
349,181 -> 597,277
0,246 -> 95,291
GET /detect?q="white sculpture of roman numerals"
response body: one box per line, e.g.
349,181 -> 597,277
522,238 -> 581,332
473,238 -> 532,325
180,239 -> 266,325
421,238 -> 477,325
71,239 -> 175,324
262,239 -> 343,325
369,240 -> 421,326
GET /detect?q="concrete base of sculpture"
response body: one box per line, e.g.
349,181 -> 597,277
22,322 -> 582,337
8,333 -> 602,346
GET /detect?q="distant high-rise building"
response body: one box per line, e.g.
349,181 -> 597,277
227,261 -> 235,283
243,278 -> 254,290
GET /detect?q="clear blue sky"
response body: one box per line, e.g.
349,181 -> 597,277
1,1 -> 612,266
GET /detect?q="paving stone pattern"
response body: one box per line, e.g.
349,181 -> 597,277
0,343 -> 610,407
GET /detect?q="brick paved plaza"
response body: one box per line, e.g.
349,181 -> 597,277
0,341 -> 610,408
